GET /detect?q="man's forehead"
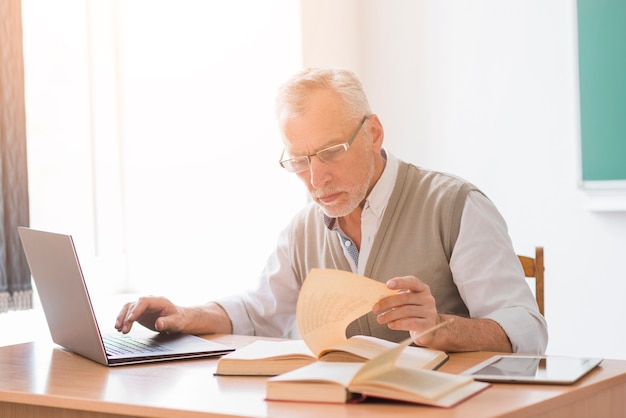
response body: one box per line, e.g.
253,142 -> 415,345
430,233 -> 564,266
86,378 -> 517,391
280,113 -> 353,155
282,116 -> 344,143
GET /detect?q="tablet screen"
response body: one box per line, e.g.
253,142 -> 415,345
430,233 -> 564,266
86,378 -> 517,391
461,355 -> 603,384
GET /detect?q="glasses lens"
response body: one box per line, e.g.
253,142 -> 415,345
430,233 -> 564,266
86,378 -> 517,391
281,157 -> 309,173
317,143 -> 348,163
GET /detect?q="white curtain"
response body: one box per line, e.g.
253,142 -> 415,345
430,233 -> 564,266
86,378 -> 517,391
0,0 -> 32,312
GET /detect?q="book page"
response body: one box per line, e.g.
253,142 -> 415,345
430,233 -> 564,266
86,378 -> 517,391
318,335 -> 396,362
352,320 -> 453,382
215,340 -> 317,376
269,360 -> 362,387
266,361 -> 364,403
319,334 -> 447,370
219,340 -> 314,360
349,366 -> 482,406
296,269 -> 395,357
351,337 -> 414,382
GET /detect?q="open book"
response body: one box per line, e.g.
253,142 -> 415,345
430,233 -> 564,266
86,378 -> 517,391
215,269 -> 447,376
215,334 -> 448,376
266,334 -> 490,407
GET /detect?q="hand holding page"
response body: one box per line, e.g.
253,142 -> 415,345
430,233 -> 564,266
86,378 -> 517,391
216,269 -> 447,376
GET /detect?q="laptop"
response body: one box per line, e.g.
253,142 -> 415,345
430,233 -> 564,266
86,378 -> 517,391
17,226 -> 235,366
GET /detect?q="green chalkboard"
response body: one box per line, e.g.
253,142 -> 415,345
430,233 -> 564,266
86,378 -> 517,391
577,0 -> 626,187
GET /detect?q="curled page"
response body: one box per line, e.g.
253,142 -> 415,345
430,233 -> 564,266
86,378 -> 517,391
296,269 -> 396,357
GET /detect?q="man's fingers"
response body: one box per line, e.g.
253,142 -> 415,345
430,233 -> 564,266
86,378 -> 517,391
115,299 -> 149,333
115,302 -> 134,332
374,278 -> 431,314
386,276 -> 428,293
114,296 -> 176,334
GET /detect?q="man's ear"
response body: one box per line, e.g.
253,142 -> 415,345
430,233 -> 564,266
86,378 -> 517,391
367,114 -> 385,151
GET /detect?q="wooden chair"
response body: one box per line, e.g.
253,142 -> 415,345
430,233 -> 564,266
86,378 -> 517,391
518,247 -> 545,316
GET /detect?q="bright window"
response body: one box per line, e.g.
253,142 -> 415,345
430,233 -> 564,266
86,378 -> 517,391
22,0 -> 305,306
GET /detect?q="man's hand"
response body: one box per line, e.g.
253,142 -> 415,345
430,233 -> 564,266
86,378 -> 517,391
115,296 -> 185,334
372,275 -> 513,352
372,276 -> 440,346
115,297 -> 233,336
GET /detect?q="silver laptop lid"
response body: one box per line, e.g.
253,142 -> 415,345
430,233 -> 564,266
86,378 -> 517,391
17,227 -> 110,365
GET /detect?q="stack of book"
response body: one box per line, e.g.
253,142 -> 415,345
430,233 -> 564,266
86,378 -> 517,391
216,269 -> 489,407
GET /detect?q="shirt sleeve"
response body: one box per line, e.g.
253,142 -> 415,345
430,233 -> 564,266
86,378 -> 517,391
212,223 -> 300,337
450,191 -> 549,353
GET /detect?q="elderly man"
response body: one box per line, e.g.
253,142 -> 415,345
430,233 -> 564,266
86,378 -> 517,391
116,68 -> 547,354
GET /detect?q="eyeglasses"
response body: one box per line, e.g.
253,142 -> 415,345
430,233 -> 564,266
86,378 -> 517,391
279,116 -> 368,174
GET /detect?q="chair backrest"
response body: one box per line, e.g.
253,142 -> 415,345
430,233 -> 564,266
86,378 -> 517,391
517,246 -> 544,316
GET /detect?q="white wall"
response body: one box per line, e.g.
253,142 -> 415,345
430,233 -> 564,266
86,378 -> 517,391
302,0 -> 626,360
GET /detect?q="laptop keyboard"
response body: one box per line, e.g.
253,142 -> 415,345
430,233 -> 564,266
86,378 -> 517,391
103,334 -> 173,356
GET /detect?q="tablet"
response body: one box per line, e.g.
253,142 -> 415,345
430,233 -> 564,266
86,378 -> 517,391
461,354 -> 603,384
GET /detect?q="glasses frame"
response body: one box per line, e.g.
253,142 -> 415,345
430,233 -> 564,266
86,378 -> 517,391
279,116 -> 368,174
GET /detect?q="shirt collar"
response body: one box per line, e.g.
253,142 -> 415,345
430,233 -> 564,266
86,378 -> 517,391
323,149 -> 399,230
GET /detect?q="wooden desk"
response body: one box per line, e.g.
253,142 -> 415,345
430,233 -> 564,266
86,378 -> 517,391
1,334 -> 625,418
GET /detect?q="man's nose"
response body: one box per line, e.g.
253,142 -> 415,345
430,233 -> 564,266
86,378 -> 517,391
307,156 -> 330,189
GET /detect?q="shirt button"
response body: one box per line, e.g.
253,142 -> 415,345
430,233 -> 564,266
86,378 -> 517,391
345,241 -> 352,247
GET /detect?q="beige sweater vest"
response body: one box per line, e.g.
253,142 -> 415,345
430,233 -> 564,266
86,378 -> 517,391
288,160 -> 478,342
